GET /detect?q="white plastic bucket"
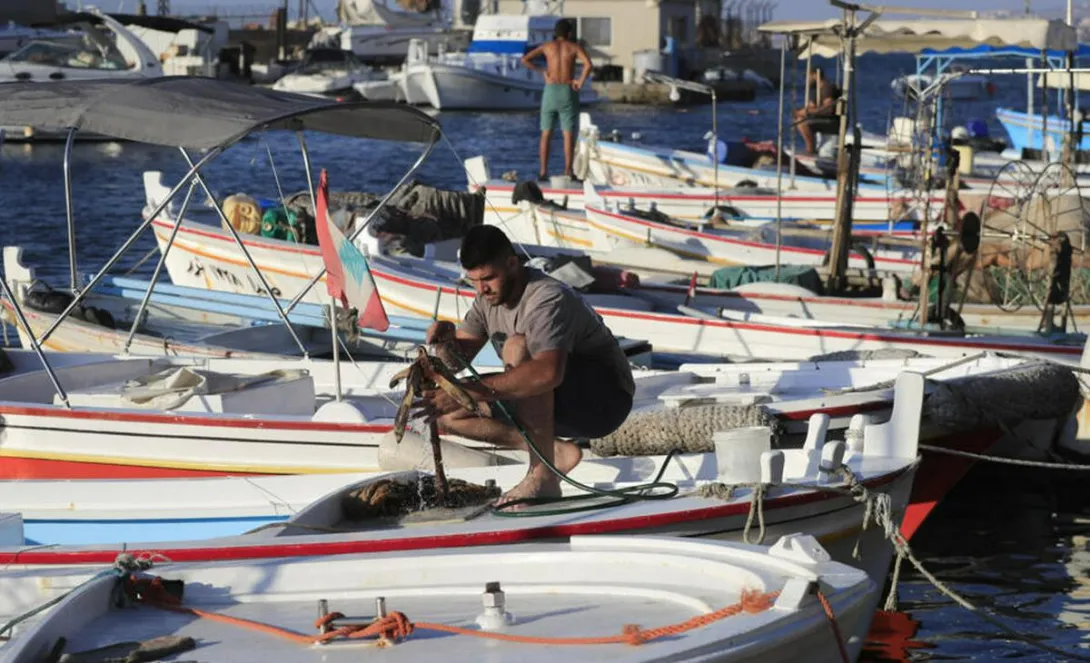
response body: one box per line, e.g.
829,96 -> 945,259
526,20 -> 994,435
713,426 -> 772,483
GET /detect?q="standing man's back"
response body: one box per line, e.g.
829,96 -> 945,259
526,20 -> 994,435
522,19 -> 592,181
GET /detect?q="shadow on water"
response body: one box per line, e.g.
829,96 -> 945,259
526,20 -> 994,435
864,464 -> 1090,661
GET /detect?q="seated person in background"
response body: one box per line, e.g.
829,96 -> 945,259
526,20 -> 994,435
793,67 -> 841,154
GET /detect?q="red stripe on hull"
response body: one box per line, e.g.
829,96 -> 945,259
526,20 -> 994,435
0,457 -> 259,480
898,426 -> 1004,540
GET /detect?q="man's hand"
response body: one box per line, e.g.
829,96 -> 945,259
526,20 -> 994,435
570,79 -> 582,91
416,386 -> 463,422
426,320 -> 456,344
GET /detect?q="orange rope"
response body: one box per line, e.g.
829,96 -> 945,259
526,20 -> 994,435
125,575 -> 781,648
816,589 -> 851,663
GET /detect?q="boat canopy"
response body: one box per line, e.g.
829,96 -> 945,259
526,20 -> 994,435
758,18 -> 1077,58
919,43 -> 1090,59
0,77 -> 441,149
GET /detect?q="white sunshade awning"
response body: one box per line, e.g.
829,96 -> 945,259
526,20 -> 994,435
1036,72 -> 1090,91
758,18 -> 1078,58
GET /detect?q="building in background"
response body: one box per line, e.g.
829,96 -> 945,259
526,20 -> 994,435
492,0 -> 696,72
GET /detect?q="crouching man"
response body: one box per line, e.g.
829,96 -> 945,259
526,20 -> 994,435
422,226 -> 634,504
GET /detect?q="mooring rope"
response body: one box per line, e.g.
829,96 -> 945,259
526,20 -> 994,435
919,443 -> 1090,470
698,464 -> 1090,662
0,553 -> 163,641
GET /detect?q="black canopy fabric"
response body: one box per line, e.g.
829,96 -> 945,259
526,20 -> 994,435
0,77 -> 441,148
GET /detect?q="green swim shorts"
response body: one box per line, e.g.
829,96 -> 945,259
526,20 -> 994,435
540,83 -> 579,132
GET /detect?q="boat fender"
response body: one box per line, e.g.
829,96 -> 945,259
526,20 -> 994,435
377,430 -> 519,471
736,179 -> 758,189
511,180 -> 545,205
79,305 -> 116,330
24,288 -> 73,315
312,400 -> 369,424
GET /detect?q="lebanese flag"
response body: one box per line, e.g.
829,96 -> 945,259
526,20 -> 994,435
314,169 -> 390,331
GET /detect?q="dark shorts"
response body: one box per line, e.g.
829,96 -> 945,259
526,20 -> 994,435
493,354 -> 633,439
803,112 -> 839,133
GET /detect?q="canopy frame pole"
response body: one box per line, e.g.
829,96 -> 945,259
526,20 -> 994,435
295,128 -> 342,401
35,146 -> 225,347
179,147 -> 310,358
789,37 -> 808,188
774,34 -> 787,278
264,139 -> 290,214
122,179 -> 199,354
712,87 -> 719,213
0,275 -> 69,408
1042,50 -> 1049,159
62,128 -> 79,294
284,128 -> 442,315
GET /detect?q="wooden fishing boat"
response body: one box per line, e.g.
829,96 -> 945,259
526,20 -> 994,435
489,201 -> 1084,333
0,374 -> 925,587
466,157 -> 924,232
0,534 -> 877,663
142,196 -> 1085,364
0,354 -> 1077,545
580,197 -> 919,272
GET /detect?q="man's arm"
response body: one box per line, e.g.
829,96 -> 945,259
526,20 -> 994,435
573,43 -> 593,89
521,44 -> 546,73
470,349 -> 566,402
427,312 -> 488,370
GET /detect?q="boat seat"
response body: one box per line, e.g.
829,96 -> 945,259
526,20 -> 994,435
657,383 -> 773,409
54,367 -> 316,416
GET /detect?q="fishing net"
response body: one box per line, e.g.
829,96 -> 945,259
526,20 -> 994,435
809,348 -> 925,362
925,361 -> 1081,431
341,475 -> 500,521
589,403 -> 783,457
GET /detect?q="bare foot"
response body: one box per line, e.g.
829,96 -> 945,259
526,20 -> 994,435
495,468 -> 561,509
554,439 -> 583,474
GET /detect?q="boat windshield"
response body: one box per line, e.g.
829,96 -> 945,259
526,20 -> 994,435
296,49 -> 361,73
3,37 -> 130,70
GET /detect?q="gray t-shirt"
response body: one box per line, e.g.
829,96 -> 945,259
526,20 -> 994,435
458,268 -> 635,396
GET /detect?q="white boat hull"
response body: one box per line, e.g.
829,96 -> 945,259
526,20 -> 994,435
0,534 -> 878,663
402,62 -> 599,110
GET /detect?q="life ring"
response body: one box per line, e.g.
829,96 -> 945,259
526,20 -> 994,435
610,171 -> 628,186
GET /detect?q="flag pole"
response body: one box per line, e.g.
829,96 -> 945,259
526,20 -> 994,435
330,301 -> 342,403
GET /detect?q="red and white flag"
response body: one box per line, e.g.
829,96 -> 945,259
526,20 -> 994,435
314,169 -> 389,331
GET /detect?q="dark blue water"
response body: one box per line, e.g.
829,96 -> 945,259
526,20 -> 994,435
3,53 -> 1088,660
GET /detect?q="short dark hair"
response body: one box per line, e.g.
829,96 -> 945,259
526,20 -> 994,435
554,19 -> 573,40
460,225 -> 515,270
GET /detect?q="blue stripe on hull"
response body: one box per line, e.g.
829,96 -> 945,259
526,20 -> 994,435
23,515 -> 289,546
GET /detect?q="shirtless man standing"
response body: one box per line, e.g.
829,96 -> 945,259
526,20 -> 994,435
521,19 -> 593,181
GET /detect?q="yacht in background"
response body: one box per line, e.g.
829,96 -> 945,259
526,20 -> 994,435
311,0 -> 471,65
272,47 -> 391,100
393,14 -> 600,110
0,10 -> 162,142
0,21 -> 79,58
112,12 -> 230,77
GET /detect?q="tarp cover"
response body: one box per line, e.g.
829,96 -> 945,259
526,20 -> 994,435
758,18 -> 1077,58
709,264 -> 825,293
0,78 -> 440,148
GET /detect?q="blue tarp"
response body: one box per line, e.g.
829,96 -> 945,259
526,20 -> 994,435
919,43 -> 1090,59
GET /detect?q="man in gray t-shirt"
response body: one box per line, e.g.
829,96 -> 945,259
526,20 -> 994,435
421,226 -> 634,506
